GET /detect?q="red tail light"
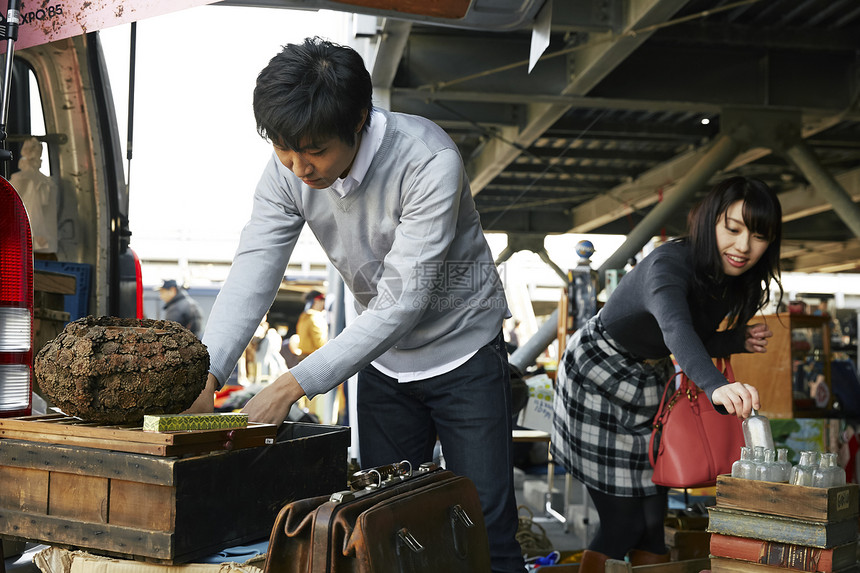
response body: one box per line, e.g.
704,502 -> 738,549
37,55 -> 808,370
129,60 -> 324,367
132,247 -> 144,319
0,176 -> 33,417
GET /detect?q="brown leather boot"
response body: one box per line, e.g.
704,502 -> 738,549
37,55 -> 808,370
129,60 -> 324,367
580,549 -> 611,573
627,549 -> 671,566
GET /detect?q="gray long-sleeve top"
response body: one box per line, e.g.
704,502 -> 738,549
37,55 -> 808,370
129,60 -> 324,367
600,240 -> 747,400
202,109 -> 508,398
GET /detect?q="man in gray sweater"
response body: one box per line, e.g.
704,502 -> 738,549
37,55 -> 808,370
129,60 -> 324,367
191,37 -> 524,572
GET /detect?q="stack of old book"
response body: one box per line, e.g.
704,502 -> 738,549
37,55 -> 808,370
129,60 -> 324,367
707,475 -> 860,573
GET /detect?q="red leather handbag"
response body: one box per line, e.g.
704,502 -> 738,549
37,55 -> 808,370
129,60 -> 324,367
649,358 -> 745,488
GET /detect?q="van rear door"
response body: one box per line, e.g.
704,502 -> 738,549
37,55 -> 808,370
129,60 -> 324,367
8,33 -> 138,321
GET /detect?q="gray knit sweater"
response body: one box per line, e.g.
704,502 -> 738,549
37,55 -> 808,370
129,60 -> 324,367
202,109 -> 508,398
600,240 -> 747,399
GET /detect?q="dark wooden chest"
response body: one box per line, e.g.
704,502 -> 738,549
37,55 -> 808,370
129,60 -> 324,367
0,417 -> 349,564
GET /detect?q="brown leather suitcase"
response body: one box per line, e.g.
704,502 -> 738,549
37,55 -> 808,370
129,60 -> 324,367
263,462 -> 491,573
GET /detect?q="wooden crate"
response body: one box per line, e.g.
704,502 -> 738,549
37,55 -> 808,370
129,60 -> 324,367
665,527 -> 710,561
714,475 -> 859,522
0,414 -> 275,456
0,421 -> 350,564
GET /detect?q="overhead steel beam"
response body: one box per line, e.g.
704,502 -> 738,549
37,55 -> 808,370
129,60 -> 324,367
597,132 -> 744,281
784,239 -> 860,273
496,233 -> 570,284
392,87 -> 723,113
784,141 -> 860,240
466,0 -> 690,195
368,19 -> 412,89
779,167 -> 860,222
652,21 -> 860,52
568,112 -> 848,234
569,147 -> 705,232
392,89 -> 860,122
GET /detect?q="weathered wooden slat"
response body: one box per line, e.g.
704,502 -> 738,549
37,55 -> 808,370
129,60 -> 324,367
0,466 -> 48,513
715,475 -> 859,522
0,429 -> 176,455
0,508 -> 174,560
49,472 -> 109,523
109,479 -> 175,532
0,415 -> 277,455
0,440 -> 178,485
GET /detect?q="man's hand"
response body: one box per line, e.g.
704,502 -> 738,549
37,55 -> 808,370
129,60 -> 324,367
745,323 -> 772,353
712,382 -> 760,418
242,371 -> 307,426
184,373 -> 219,414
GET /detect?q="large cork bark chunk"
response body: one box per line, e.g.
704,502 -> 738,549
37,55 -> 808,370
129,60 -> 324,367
35,316 -> 209,425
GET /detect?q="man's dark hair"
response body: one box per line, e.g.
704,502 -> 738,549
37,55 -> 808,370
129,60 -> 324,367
253,36 -> 373,150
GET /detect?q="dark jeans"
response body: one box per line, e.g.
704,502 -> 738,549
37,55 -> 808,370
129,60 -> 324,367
358,331 -> 525,573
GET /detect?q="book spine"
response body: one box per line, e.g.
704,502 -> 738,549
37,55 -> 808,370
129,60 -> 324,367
707,507 -> 857,547
710,534 -> 834,572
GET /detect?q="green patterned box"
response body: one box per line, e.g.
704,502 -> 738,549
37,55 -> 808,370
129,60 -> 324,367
142,413 -> 249,432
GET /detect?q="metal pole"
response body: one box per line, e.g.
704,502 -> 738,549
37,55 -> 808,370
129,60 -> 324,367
0,0 -> 21,178
0,0 -> 19,130
784,141 -> 860,239
537,248 -> 570,285
596,133 -> 743,285
510,308 -> 558,372
494,245 -> 515,266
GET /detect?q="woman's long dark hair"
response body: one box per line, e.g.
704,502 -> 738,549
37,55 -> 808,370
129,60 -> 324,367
686,176 -> 784,330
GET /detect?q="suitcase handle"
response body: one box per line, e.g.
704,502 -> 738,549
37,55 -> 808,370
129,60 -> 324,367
349,460 -> 412,490
347,460 -> 440,492
393,502 -> 481,570
450,504 -> 477,560
397,528 -> 425,553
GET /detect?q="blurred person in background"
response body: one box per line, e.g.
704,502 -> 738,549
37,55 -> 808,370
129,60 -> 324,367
296,290 -> 328,358
157,279 -> 204,338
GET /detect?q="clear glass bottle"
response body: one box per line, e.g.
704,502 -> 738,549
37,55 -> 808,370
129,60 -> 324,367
815,452 -> 847,487
813,453 -> 834,487
774,448 -> 791,483
755,448 -> 779,482
807,450 -> 821,469
790,451 -> 816,486
830,453 -> 847,486
743,410 -> 775,451
732,446 -> 755,480
751,446 -> 766,480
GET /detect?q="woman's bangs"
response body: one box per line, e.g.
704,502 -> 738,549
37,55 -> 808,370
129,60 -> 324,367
742,194 -> 780,241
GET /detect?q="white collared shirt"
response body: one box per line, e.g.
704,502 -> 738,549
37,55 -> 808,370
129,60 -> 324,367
330,110 -> 387,198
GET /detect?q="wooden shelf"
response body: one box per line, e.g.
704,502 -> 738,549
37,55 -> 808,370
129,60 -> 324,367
729,313 -> 832,419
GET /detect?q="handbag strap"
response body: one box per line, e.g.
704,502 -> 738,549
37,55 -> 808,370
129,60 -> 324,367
654,369 -> 693,424
650,369 -> 687,468
715,357 -> 735,383
654,371 -> 679,426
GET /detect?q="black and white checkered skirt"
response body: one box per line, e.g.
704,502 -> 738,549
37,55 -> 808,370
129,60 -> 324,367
551,313 -> 674,497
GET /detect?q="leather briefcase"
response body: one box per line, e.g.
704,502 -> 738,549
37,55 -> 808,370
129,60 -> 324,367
263,461 -> 491,573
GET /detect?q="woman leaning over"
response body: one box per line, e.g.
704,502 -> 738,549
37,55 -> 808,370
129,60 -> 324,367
551,175 -> 784,571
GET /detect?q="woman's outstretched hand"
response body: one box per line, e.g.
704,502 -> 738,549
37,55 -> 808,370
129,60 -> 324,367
712,382 -> 760,418
745,323 -> 772,353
